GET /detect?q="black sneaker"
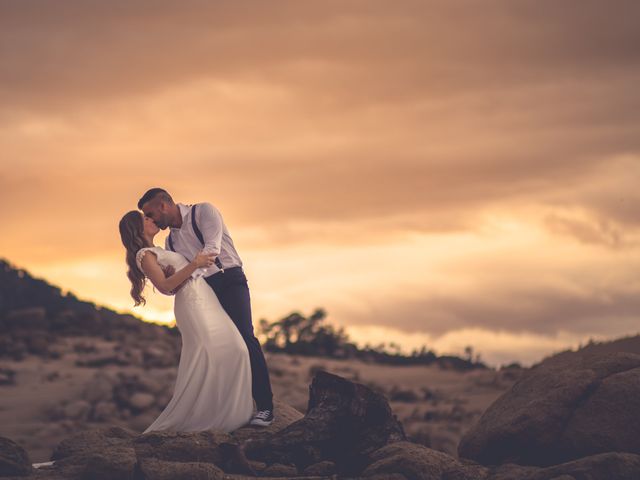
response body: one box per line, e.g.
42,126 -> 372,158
250,409 -> 274,427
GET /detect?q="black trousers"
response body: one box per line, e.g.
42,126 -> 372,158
204,267 -> 273,411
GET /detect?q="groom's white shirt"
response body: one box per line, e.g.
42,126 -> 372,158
165,202 -> 243,279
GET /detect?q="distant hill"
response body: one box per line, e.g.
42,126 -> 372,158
0,259 -> 102,316
4,257 -> 635,371
0,258 -> 486,370
0,258 -> 179,361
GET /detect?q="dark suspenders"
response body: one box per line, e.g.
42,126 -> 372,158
167,204 -> 223,270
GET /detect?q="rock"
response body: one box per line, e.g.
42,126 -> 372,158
487,463 -> 540,480
361,441 -> 480,480
0,367 -> 16,386
561,365 -> 640,457
459,352 -> 640,466
76,353 -> 128,367
121,347 -> 144,366
262,462 -> 298,476
248,459 -> 267,472
44,371 -> 61,381
91,401 -> 118,422
129,392 -> 155,411
389,387 -> 420,402
365,475 -> 408,480
38,423 -> 66,438
134,430 -> 232,464
143,345 -> 176,368
112,372 -> 152,409
486,452 -> 640,480
137,457 -> 225,480
302,460 -> 337,476
0,436 -> 32,477
63,400 -> 91,420
78,445 -> 137,480
45,404 -> 66,421
50,425 -> 137,461
447,460 -> 493,480
231,398 -> 304,443
156,391 -> 172,408
47,347 -> 64,359
243,370 -> 406,475
136,375 -> 165,395
82,372 -> 114,404
129,412 -> 158,431
528,451 -> 640,480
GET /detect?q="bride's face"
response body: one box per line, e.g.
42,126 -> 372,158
142,212 -> 160,238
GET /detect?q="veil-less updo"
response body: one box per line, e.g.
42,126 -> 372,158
119,210 -> 152,306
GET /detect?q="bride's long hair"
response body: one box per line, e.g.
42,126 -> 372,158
119,210 -> 152,306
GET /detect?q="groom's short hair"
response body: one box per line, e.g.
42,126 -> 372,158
138,188 -> 174,209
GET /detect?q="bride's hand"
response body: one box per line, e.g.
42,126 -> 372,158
162,266 -> 187,294
193,252 -> 216,268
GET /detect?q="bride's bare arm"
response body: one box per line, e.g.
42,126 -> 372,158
161,266 -> 187,295
140,251 -> 214,295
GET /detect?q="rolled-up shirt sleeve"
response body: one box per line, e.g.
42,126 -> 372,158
197,202 -> 223,256
195,202 -> 224,275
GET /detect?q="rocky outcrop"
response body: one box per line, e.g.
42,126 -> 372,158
2,357 -> 639,479
1,371 -> 408,479
458,351 -> 640,467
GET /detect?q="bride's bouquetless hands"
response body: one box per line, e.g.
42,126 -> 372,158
161,252 -> 215,295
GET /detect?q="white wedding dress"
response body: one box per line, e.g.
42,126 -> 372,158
136,246 -> 253,433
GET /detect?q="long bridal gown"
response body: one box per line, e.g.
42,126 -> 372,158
135,246 -> 253,433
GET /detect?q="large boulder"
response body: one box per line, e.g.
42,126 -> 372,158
459,351 -> 640,466
243,370 -> 407,475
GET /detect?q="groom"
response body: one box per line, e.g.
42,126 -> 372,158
138,188 -> 275,426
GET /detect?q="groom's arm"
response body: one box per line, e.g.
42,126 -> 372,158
197,202 -> 224,258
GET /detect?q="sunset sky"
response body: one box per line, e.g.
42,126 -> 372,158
1,1 -> 639,367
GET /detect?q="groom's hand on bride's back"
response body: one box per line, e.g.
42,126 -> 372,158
161,266 -> 187,295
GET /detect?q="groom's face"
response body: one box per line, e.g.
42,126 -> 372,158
142,201 -> 170,230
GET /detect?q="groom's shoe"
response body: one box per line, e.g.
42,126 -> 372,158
250,409 -> 274,427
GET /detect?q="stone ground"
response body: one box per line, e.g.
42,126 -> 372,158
0,335 -> 519,463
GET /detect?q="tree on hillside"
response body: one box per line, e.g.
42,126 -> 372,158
258,308 -> 357,357
257,308 -> 486,370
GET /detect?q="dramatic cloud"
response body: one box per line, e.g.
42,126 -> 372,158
1,0 -> 638,365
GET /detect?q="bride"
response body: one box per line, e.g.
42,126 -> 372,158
118,210 -> 254,433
